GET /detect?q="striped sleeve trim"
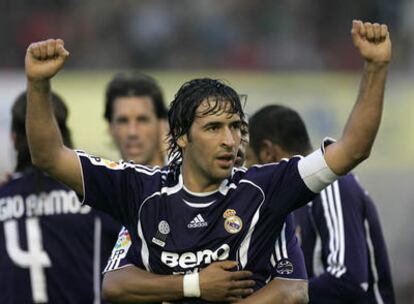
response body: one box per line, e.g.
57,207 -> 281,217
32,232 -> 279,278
273,223 -> 288,264
320,181 -> 347,278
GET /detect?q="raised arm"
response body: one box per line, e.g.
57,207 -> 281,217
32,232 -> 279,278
325,20 -> 392,175
25,39 -> 83,195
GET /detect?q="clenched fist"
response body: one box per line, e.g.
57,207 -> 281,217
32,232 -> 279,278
25,39 -> 69,81
351,20 -> 392,64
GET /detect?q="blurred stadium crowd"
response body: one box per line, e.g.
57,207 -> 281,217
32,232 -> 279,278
1,0 -> 413,70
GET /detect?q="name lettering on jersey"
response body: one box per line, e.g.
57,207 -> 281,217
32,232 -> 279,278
187,214 -> 208,229
161,244 -> 230,269
0,191 -> 90,221
223,209 -> 243,234
152,220 -> 170,248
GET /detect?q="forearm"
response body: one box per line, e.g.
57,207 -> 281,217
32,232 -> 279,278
326,62 -> 388,175
26,79 -> 66,171
102,266 -> 184,303
342,62 -> 388,158
237,279 -> 308,304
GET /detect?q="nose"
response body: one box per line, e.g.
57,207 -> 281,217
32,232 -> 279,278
222,127 -> 236,149
127,121 -> 139,138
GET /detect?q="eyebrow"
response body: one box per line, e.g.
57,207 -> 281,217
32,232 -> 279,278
202,119 -> 242,129
202,121 -> 223,129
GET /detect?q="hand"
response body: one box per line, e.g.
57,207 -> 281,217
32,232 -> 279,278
25,39 -> 69,82
199,261 -> 255,302
351,20 -> 392,64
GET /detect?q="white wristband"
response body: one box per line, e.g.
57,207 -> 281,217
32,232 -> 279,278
183,272 -> 201,298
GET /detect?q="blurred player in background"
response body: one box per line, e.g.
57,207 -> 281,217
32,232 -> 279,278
104,72 -> 168,166
247,104 -> 395,304
0,92 -> 120,303
24,19 -> 391,303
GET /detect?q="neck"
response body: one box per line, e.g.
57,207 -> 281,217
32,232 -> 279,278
181,159 -> 222,193
148,154 -> 165,167
280,147 -> 313,160
127,154 -> 165,167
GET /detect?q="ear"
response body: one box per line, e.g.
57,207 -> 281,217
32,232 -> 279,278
177,134 -> 188,150
258,140 -> 275,164
258,141 -> 289,163
272,144 -> 289,162
108,122 -> 115,138
10,132 -> 16,147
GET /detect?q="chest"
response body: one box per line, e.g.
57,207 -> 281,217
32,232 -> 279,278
136,185 -> 267,273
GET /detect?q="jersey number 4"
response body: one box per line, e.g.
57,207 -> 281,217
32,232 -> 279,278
4,218 -> 52,303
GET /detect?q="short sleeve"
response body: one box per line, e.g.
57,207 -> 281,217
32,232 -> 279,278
76,150 -> 160,225
271,214 -> 307,280
103,227 -> 143,273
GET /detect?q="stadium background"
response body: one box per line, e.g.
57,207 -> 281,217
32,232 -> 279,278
0,1 -> 413,302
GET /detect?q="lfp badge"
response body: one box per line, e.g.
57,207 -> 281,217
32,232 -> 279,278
223,209 -> 243,234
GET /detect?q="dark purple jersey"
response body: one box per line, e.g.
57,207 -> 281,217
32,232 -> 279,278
77,144 -> 335,295
104,214 -> 307,281
294,174 -> 395,304
269,213 -> 307,281
0,168 -> 120,304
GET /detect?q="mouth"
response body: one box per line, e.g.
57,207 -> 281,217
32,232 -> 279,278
125,141 -> 143,150
216,153 -> 236,168
123,142 -> 145,157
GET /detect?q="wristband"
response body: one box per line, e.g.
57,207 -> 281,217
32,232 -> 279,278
183,272 -> 201,298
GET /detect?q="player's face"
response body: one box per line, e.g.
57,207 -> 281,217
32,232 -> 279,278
181,100 -> 242,185
245,145 -> 258,168
109,96 -> 161,165
234,121 -> 249,167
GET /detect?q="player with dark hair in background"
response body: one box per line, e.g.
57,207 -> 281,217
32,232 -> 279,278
104,72 -> 168,166
24,19 -> 391,303
0,91 -> 120,303
246,104 -> 395,304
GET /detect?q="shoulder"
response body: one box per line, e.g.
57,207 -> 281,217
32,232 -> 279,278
76,150 -> 170,183
235,157 -> 301,181
0,169 -> 70,196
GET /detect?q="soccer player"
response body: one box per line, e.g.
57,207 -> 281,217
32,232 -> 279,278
24,20 -> 391,303
103,71 -> 168,268
0,92 -> 120,303
101,117 -> 309,304
104,72 -> 168,167
246,104 -> 395,304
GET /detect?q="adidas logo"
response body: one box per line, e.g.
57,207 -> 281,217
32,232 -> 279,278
187,214 -> 208,229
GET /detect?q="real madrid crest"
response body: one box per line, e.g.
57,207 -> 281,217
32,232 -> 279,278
223,209 -> 243,234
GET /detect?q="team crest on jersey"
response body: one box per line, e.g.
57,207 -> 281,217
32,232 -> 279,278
86,153 -> 123,170
223,209 -> 243,234
152,220 -> 170,248
276,259 -> 294,275
102,159 -> 122,169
